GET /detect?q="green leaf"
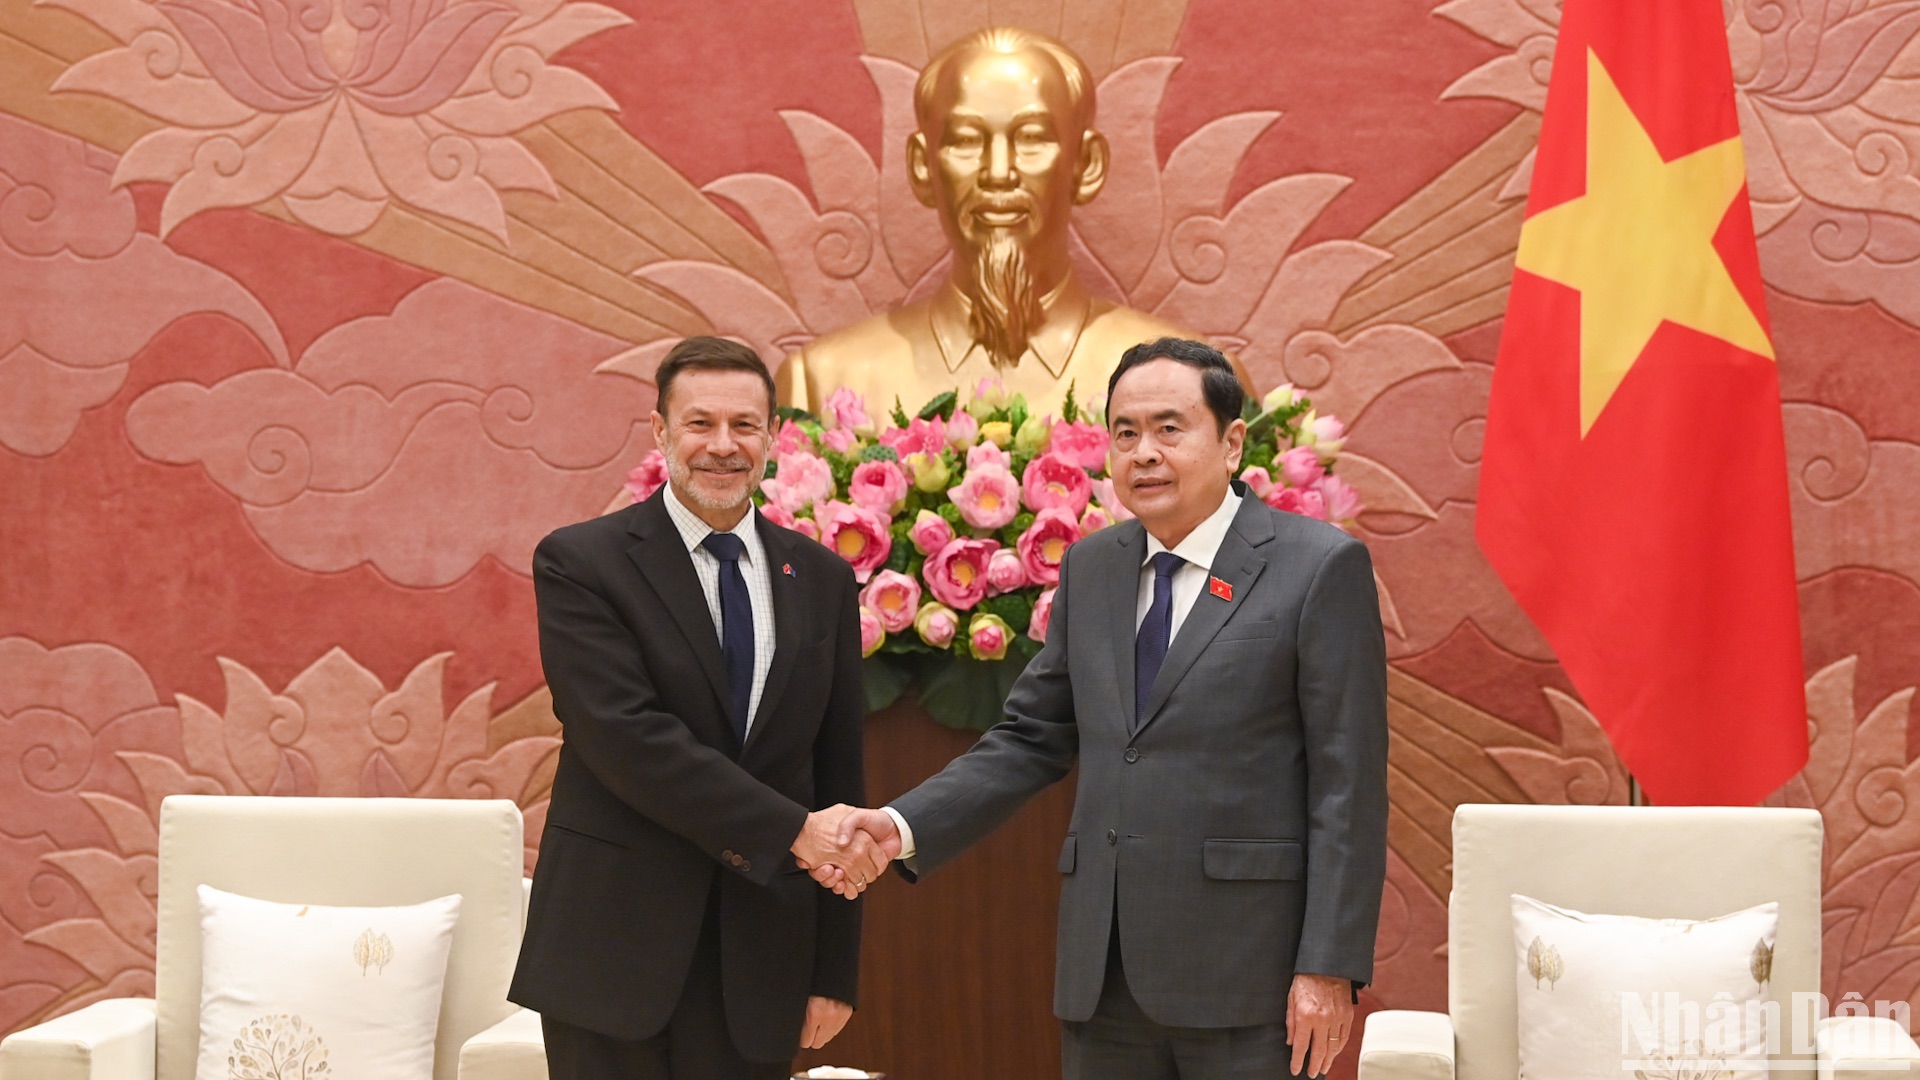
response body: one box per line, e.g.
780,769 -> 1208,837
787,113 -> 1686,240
1007,398 -> 1029,433
862,655 -> 910,713
1061,381 -> 1079,424
917,390 -> 958,422
938,502 -> 964,526
885,539 -> 913,573
980,591 -> 1035,633
890,397 -> 910,428
913,653 -> 1033,731
777,406 -> 821,424
1240,396 -> 1262,422
860,443 -> 899,462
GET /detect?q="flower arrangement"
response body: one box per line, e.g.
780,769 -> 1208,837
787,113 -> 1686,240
627,379 -> 1360,730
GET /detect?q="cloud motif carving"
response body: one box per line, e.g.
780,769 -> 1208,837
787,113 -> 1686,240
126,278 -> 651,586
0,114 -> 287,458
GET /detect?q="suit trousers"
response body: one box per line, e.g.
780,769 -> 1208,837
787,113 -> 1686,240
541,889 -> 791,1080
1061,917 -> 1302,1080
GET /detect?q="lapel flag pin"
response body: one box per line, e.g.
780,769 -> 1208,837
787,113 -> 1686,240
782,563 -> 795,577
1209,576 -> 1232,601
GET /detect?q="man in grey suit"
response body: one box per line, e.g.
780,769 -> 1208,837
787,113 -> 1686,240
822,338 -> 1389,1078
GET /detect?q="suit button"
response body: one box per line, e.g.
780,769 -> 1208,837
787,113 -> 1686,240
738,859 -> 752,873
1106,830 -> 1117,845
1124,748 -> 1139,763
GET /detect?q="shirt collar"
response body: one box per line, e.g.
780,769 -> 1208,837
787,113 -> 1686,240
661,482 -> 762,564
927,273 -> 1094,379
1144,487 -> 1241,572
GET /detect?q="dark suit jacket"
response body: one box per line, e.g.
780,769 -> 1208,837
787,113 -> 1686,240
891,490 -> 1388,1028
508,490 -> 865,1061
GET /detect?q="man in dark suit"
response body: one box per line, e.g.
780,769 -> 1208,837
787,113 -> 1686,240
510,337 -> 886,1080
829,338 -> 1389,1079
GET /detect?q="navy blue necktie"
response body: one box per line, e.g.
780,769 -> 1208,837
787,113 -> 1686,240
1134,551 -> 1183,726
701,531 -> 754,744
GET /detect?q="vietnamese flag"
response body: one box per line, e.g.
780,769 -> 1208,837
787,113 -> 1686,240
1476,0 -> 1807,804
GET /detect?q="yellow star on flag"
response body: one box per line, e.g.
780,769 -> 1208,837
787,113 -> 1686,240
1515,49 -> 1774,435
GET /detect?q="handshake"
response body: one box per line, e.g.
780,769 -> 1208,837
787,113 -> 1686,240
790,805 -> 903,899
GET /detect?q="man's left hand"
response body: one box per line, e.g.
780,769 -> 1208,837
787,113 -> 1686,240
800,996 -> 853,1050
1286,973 -> 1353,1078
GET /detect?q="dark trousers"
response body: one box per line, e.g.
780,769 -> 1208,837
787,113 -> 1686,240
541,892 -> 791,1080
1062,918 -> 1301,1080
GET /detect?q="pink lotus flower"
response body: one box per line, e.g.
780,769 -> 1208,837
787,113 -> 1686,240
625,449 -> 668,503
968,613 -> 1012,660
969,376 -> 1010,415
1267,485 -> 1327,521
1080,504 -> 1113,534
773,419 -> 814,455
1239,465 -> 1276,499
909,509 -> 955,556
1021,452 -> 1093,516
986,548 -> 1028,595
822,427 -> 857,454
860,570 -> 922,634
858,606 -> 885,657
60,0 -> 629,239
967,441 -> 1012,471
914,601 -> 959,648
823,387 -> 871,431
1049,420 -> 1109,471
1316,474 -> 1361,523
1029,587 -> 1057,644
1091,477 -> 1136,522
759,502 -> 799,531
1297,410 -> 1347,460
817,500 -> 892,582
923,538 -> 999,610
1016,507 -> 1080,586
880,416 -> 947,458
761,451 -> 834,513
1277,446 -> 1324,489
848,460 -> 909,513
945,408 -> 979,449
949,465 -> 1020,530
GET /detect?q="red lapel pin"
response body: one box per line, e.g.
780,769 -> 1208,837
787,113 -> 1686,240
1209,576 -> 1232,601
782,563 -> 795,577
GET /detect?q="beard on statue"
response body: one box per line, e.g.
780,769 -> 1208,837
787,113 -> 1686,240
965,228 -> 1044,368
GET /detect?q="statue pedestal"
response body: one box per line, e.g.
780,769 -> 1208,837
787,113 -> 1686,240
791,698 -> 1075,1080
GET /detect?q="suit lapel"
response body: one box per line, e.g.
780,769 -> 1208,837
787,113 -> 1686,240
742,515 -> 802,757
1134,497 -> 1275,738
1106,521 -> 1148,733
625,494 -> 731,725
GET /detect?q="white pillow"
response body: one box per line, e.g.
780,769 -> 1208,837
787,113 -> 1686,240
1511,894 -> 1779,1080
196,885 -> 462,1080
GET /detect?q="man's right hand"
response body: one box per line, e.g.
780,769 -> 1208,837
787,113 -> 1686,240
790,805 -> 894,900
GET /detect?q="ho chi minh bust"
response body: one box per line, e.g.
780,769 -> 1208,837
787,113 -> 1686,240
776,27 -> 1249,416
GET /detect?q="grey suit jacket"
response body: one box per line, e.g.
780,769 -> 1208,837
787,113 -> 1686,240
891,490 -> 1388,1028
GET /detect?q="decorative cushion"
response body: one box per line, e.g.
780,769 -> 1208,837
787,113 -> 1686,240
1511,894 -> 1779,1080
196,885 -> 462,1080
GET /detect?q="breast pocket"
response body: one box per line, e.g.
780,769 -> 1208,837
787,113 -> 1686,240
1214,618 -> 1279,642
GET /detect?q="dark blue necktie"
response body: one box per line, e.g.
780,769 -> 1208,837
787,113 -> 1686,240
1134,551 -> 1183,726
701,531 -> 754,744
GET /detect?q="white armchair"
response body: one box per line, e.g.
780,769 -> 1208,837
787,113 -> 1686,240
1359,804 -> 1920,1080
0,795 -> 546,1080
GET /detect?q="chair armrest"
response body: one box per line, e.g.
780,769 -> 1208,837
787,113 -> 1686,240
458,1007 -> 547,1080
1358,1009 -> 1454,1080
1818,1015 -> 1920,1080
0,999 -> 157,1080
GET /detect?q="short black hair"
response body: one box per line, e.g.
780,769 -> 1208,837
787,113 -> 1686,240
654,336 -> 776,420
1106,337 -> 1243,434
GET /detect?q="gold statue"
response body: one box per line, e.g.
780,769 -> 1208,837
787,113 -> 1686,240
777,27 -> 1248,416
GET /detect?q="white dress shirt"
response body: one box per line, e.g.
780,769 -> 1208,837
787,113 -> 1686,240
884,487 -> 1244,860
661,483 -> 777,736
